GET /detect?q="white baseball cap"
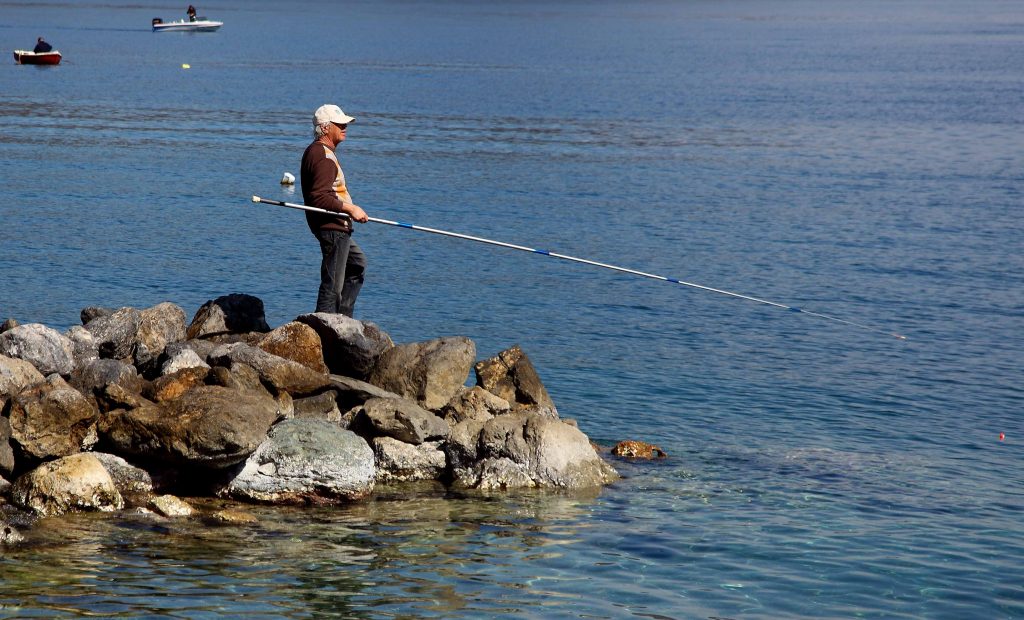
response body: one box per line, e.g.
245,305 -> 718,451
313,104 -> 355,126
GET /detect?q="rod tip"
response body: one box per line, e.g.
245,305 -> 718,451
251,195 -> 260,203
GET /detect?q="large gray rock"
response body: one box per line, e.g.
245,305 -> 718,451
354,397 -> 449,445
223,419 -> 375,504
69,358 -> 143,408
84,307 -> 142,360
296,313 -> 393,379
474,345 -> 558,417
91,452 -> 154,496
11,453 -> 124,516
257,322 -> 328,374
373,437 -> 446,483
160,347 -> 210,376
208,342 -> 331,397
187,293 -> 270,340
446,412 -> 617,490
99,385 -> 282,469
0,323 -> 75,376
367,336 -> 476,411
8,374 -> 99,462
134,302 -> 187,371
64,325 -> 98,363
0,354 -> 45,400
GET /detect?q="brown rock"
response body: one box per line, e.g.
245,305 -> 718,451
8,375 -> 98,461
144,366 -> 210,402
611,440 -> 667,459
474,345 -> 557,416
257,322 -> 328,374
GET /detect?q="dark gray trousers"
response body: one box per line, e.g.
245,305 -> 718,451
315,230 -> 366,316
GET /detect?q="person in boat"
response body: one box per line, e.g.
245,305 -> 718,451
186,5 -> 197,21
301,104 -> 369,317
33,37 -> 52,53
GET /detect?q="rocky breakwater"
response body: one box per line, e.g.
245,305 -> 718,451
0,294 -> 618,539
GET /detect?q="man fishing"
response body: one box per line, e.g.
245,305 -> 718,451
301,104 -> 369,317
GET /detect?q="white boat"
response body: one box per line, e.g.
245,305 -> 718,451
152,17 -> 222,32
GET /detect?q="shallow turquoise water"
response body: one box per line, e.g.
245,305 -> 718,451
1,0 -> 1022,617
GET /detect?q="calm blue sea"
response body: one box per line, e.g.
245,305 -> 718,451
1,0 -> 1022,618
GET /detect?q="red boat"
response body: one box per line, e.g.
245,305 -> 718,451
13,50 -> 62,65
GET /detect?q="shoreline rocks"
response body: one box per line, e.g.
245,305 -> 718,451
0,294 -> 631,542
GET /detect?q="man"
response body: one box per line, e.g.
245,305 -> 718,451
301,104 -> 369,317
33,38 -> 52,53
187,5 -> 197,21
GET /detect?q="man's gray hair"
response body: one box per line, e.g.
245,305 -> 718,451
313,122 -> 332,139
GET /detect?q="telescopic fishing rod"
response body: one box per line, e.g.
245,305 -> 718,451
250,196 -> 906,340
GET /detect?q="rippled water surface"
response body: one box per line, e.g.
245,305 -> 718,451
1,0 -> 1023,618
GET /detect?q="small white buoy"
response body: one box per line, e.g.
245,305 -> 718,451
280,172 -> 295,185
181,63 -> 190,69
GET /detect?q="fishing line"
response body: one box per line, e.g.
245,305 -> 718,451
250,196 -> 907,340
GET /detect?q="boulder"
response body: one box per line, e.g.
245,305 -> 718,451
11,453 -> 124,516
80,306 -> 113,325
91,452 -> 154,496
296,313 -> 393,378
328,374 -> 403,411
0,417 -> 14,476
69,358 -> 143,408
353,397 -> 449,445
187,293 -> 270,339
441,386 -> 511,424
65,325 -> 98,363
84,307 -> 142,361
0,318 -> 19,333
474,345 -> 557,417
222,419 -> 375,504
0,323 -> 75,376
367,336 -> 476,411
205,362 -> 268,394
134,302 -> 187,371
257,322 -> 328,374
373,437 -> 446,483
447,412 -> 617,490
0,354 -> 45,400
8,374 -> 99,462
99,385 -> 282,469
293,390 -> 342,421
208,343 -> 331,397
160,347 -> 210,375
143,366 -> 209,402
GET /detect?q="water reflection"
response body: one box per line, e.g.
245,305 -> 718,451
0,487 -> 602,618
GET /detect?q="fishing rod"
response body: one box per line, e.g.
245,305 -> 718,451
250,196 -> 906,340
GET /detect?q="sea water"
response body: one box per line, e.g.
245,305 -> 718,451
1,0 -> 1022,617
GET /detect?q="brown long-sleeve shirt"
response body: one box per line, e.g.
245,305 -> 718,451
300,141 -> 353,234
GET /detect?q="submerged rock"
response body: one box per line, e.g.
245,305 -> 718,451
611,440 -> 668,459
